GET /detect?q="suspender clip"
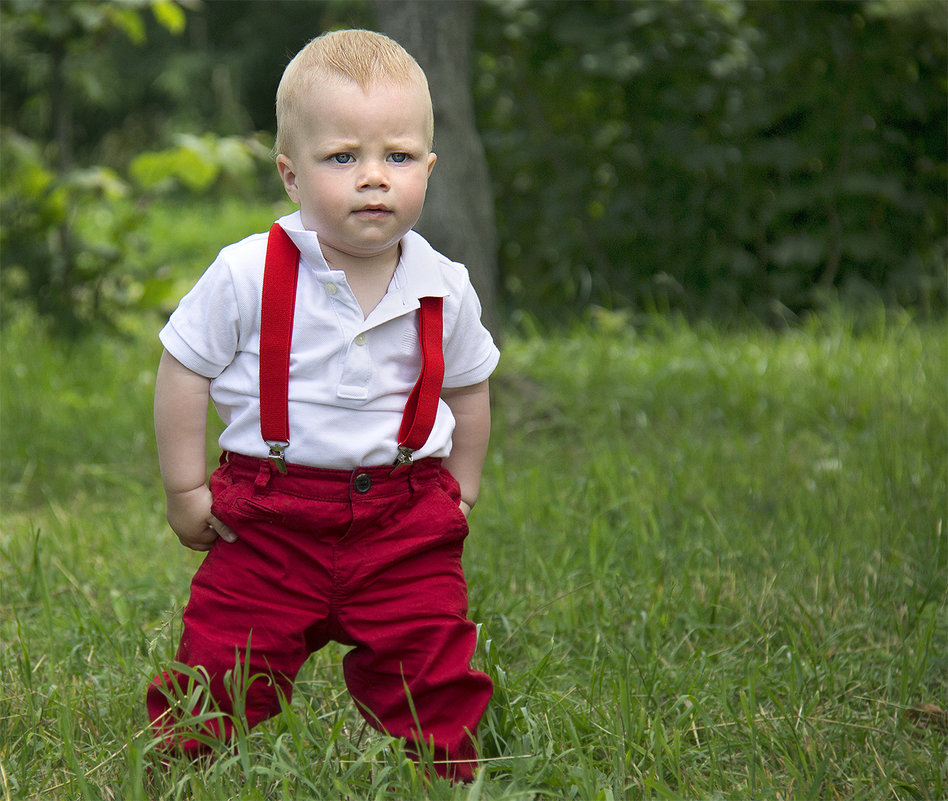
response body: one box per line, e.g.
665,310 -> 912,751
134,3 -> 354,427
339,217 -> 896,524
267,441 -> 289,474
392,445 -> 414,472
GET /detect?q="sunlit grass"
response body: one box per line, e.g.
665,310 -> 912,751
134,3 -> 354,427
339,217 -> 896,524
1,285 -> 945,798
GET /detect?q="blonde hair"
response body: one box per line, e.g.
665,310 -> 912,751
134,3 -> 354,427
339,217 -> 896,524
275,29 -> 433,157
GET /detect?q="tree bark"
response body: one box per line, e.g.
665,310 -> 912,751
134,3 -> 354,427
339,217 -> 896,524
373,0 -> 500,337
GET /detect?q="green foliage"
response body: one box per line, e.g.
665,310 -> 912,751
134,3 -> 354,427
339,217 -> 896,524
128,132 -> 273,194
475,0 -> 947,323
0,0 -> 189,159
1,291 -> 945,797
2,0 -> 945,331
0,126 -> 275,334
0,129 -> 144,331
0,0 -> 277,333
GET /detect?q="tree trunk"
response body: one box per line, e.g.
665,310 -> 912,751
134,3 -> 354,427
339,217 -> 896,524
373,0 -> 501,337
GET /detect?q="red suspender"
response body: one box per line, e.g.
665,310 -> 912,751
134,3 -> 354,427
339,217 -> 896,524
258,223 -> 445,473
394,295 -> 445,469
259,224 -> 300,471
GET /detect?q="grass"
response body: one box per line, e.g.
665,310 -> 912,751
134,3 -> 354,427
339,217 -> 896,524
1,205 -> 945,799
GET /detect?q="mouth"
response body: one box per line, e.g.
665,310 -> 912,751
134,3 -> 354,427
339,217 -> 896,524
353,204 -> 393,218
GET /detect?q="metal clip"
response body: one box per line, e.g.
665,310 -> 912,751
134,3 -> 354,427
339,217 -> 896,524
267,441 -> 289,474
392,445 -> 414,472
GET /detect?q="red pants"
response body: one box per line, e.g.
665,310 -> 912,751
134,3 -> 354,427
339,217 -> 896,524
147,453 -> 492,782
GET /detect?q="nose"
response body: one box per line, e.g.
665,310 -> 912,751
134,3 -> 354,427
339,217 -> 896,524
358,159 -> 390,190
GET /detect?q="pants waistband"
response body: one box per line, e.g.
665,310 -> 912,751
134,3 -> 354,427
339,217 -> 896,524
219,451 -> 445,499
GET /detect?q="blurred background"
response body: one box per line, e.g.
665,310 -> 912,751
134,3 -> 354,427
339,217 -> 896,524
1,0 -> 945,336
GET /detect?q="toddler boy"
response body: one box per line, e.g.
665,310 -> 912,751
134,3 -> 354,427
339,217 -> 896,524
147,29 -> 497,782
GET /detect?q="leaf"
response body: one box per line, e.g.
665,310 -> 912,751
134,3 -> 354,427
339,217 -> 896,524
151,0 -> 187,35
104,6 -> 146,45
65,166 -> 130,200
128,146 -> 217,192
905,703 -> 948,733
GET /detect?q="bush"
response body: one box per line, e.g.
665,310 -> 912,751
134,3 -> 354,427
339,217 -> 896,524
475,0 -> 947,323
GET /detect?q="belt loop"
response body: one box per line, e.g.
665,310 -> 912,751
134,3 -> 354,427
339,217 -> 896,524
406,459 -> 430,495
403,462 -> 418,500
253,460 -> 273,494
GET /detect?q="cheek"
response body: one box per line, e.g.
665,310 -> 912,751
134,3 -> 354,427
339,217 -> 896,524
302,177 -> 347,213
402,173 -> 431,208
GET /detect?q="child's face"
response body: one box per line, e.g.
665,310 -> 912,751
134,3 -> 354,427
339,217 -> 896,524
276,78 -> 436,269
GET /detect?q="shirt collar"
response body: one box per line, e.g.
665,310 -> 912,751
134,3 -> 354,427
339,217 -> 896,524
397,230 -> 449,301
275,212 -> 449,306
275,211 -> 331,272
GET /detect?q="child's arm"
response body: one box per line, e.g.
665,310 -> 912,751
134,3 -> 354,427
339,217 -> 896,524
441,379 -> 491,518
154,350 -> 236,551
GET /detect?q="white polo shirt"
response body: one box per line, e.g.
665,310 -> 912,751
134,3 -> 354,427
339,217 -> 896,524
159,211 -> 499,469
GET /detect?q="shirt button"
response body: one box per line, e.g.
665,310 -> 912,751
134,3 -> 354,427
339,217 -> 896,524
353,473 -> 372,494
326,283 -> 338,295
354,333 -> 367,346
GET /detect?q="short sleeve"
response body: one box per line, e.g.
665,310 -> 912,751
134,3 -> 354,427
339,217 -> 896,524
158,255 -> 241,379
441,279 -> 499,389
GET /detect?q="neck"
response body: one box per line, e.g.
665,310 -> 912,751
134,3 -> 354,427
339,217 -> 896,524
321,244 -> 399,276
321,242 -> 401,318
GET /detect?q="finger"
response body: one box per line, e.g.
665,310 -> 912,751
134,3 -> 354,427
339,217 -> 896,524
210,515 -> 237,543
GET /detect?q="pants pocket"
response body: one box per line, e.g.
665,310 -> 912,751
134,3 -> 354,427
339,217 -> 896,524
435,468 -> 469,538
210,464 -> 283,526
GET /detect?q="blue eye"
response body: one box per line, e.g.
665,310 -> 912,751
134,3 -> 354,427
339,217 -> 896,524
389,153 -> 410,164
330,153 -> 354,164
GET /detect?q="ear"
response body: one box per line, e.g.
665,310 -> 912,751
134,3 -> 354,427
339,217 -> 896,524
426,152 -> 437,178
276,155 -> 300,204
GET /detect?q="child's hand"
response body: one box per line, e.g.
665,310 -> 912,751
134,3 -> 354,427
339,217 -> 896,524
165,485 -> 237,551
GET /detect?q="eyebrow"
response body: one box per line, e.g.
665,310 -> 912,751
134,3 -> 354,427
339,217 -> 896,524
320,138 -> 427,154
320,140 -> 360,152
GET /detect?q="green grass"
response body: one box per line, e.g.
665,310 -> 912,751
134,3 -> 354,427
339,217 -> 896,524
1,211 -> 945,798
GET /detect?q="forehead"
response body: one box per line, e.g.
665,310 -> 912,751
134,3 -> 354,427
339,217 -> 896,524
299,77 -> 433,143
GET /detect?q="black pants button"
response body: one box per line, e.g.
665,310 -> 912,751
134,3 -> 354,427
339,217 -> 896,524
353,473 -> 372,494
